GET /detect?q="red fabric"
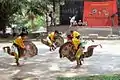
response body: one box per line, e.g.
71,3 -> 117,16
83,0 -> 118,27
67,35 -> 72,41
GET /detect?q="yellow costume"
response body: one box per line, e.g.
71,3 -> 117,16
13,36 -> 25,59
72,38 -> 83,59
72,38 -> 80,50
47,32 -> 55,46
13,36 -> 25,49
48,32 -> 55,41
72,31 -> 80,38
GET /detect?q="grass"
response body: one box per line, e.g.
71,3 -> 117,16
57,74 -> 120,80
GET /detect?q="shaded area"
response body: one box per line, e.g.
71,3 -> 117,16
60,0 -> 83,25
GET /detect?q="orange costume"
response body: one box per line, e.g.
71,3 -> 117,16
13,36 -> 25,49
12,36 -> 25,59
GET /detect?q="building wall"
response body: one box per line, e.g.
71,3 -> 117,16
60,0 -> 119,26
83,0 -> 118,27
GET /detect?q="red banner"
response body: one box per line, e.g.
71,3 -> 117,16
83,0 -> 118,27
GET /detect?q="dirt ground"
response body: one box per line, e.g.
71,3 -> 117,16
0,40 -> 120,80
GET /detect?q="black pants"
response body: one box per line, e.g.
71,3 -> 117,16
13,43 -> 24,58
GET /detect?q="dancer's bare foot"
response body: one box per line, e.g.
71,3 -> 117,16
74,65 -> 80,69
16,62 -> 20,66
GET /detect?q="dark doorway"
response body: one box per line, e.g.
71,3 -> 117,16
60,0 -> 84,25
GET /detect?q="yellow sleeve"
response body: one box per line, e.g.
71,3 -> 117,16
14,37 -> 25,49
48,32 -> 55,41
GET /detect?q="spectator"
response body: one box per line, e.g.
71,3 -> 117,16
78,20 -> 82,26
12,27 -> 16,37
69,15 -> 76,27
49,11 -> 54,26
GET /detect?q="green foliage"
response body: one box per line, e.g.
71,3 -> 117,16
0,0 -> 48,29
25,15 -> 45,30
34,16 -> 45,27
0,0 -> 63,31
57,74 -> 120,80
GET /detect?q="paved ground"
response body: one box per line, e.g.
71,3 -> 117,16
0,40 -> 120,80
48,25 -> 120,36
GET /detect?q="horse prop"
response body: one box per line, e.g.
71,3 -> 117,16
3,41 -> 38,66
59,42 -> 102,68
41,35 -> 64,51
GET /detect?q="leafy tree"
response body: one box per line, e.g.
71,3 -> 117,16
0,0 -> 24,34
0,0 -> 48,34
0,0 -> 63,35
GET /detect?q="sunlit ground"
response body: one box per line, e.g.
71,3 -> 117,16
0,40 -> 120,80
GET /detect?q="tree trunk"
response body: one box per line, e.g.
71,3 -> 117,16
0,19 -> 7,36
45,12 -> 49,34
53,0 -> 56,26
53,0 -> 55,12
